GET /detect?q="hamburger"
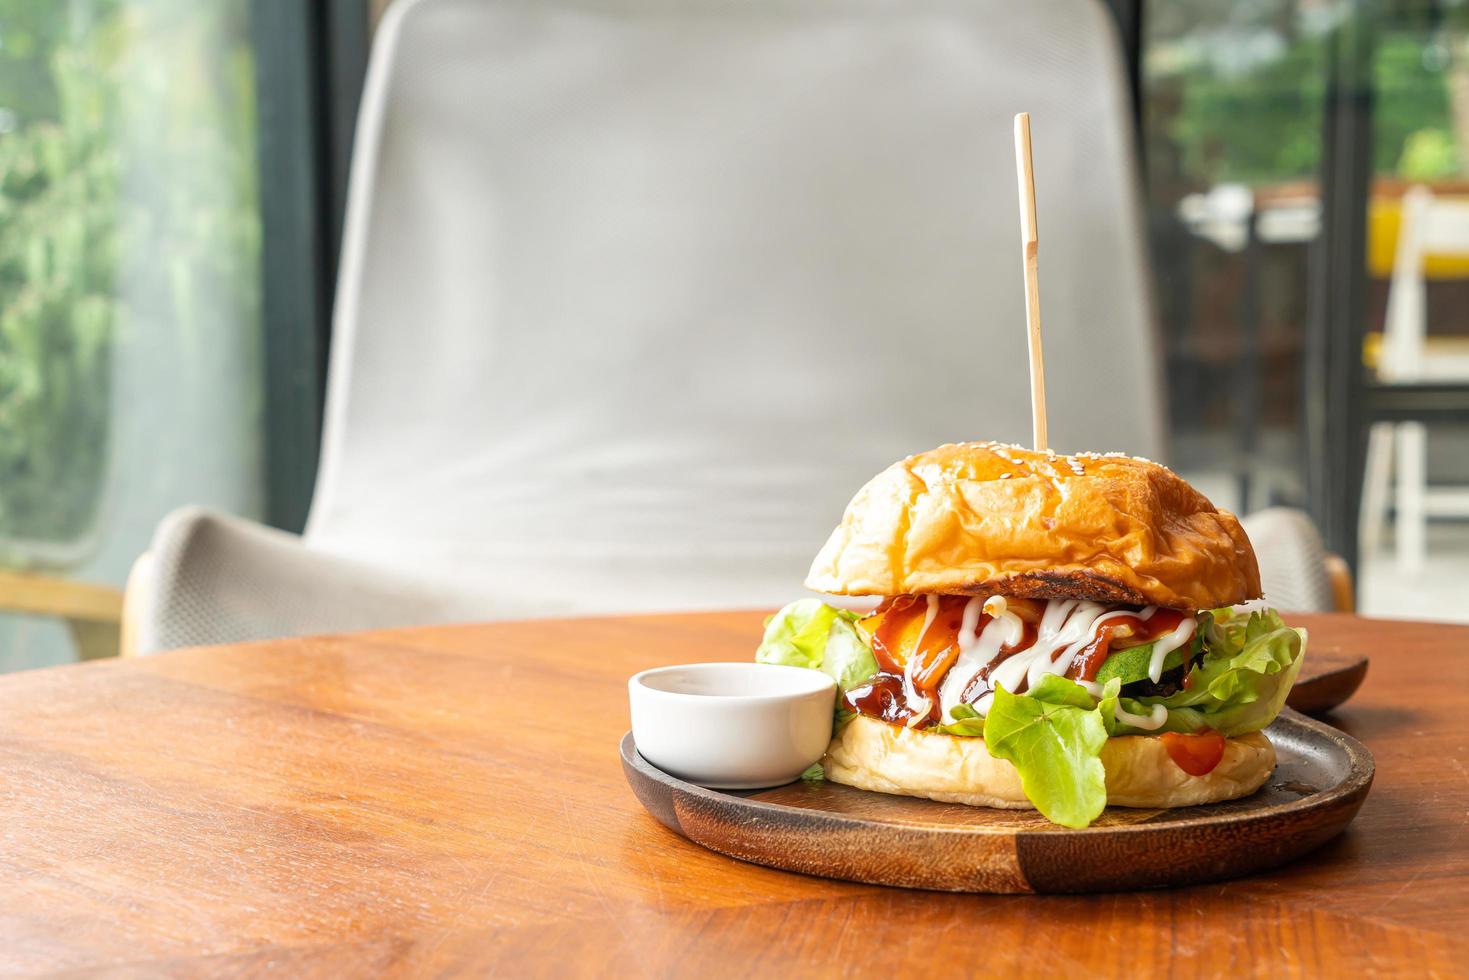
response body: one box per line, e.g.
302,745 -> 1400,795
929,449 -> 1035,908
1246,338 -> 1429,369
755,441 -> 1305,828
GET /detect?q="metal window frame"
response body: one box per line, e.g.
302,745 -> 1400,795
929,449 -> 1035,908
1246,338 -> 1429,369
1100,0 -> 1142,155
1306,6 -> 1376,576
251,0 -> 369,532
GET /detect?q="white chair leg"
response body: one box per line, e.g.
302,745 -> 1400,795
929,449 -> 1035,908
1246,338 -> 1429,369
1395,421 -> 1428,571
1359,422 -> 1394,559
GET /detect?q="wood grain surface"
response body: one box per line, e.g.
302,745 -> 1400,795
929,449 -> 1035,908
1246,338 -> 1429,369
0,611 -> 1462,976
1289,644 -> 1370,714
622,710 -> 1374,893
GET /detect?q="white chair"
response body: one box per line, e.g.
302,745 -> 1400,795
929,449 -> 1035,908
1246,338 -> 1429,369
1360,186 -> 1469,570
127,0 -> 1315,653
1242,508 -> 1353,614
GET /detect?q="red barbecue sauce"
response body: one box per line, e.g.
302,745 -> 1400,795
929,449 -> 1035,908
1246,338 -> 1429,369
843,597 -> 1193,728
1161,729 -> 1226,776
846,596 -> 974,727
1068,607 -> 1189,682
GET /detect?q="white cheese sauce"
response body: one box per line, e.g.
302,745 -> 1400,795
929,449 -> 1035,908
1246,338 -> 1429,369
1114,702 -> 1170,731
931,599 -> 1195,724
1146,616 -> 1198,683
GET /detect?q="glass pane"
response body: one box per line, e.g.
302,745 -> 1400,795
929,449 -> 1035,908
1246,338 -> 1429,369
1364,12 -> 1469,390
0,0 -> 264,667
1141,0 -> 1327,516
1356,8 -> 1469,621
1144,1 -> 1469,621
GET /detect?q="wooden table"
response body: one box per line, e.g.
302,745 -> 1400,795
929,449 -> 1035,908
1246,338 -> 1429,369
0,612 -> 1464,976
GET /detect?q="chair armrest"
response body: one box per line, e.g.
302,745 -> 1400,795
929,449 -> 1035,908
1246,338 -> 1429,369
0,569 -> 121,623
1323,553 -> 1356,613
130,507 -> 468,654
0,568 -> 125,660
120,551 -> 153,657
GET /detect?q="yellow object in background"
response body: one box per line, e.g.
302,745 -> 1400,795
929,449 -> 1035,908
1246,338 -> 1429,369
1362,331 -> 1383,371
1368,197 -> 1469,279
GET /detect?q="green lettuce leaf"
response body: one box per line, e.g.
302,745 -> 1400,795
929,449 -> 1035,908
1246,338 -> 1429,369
755,599 -> 875,694
823,618 -> 879,693
755,599 -> 843,670
934,702 -> 986,737
982,678 -> 1108,829
1026,673 -> 1099,708
1097,677 -> 1125,735
1132,608 -> 1305,738
762,602 -> 1303,829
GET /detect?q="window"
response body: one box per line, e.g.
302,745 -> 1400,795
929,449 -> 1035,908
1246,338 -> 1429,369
0,0 -> 265,667
1142,0 -> 1469,620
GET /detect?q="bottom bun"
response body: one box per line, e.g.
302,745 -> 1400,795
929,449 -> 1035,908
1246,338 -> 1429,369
823,715 -> 1275,809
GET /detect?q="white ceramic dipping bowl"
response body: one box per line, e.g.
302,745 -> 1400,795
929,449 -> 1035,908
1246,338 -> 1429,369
628,663 -> 837,789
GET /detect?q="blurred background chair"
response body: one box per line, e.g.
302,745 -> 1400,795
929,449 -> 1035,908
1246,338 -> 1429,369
124,0 -> 1340,654
1242,508 -> 1353,615
1360,186 -> 1469,571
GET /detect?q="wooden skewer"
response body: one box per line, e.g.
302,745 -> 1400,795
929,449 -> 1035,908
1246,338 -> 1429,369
1013,112 -> 1048,452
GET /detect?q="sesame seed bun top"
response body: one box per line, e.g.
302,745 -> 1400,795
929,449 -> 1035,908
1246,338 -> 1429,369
804,441 -> 1261,611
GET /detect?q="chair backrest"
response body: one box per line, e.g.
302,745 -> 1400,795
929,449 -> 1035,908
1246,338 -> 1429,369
307,0 -> 1163,616
1411,190 -> 1469,256
1240,507 -> 1336,613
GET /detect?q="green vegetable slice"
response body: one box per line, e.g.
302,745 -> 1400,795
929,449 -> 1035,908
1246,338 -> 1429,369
822,618 -> 879,693
934,701 -> 986,737
1094,639 -> 1192,687
755,599 -> 877,695
1146,608 -> 1305,737
757,601 -> 1306,828
755,599 -> 845,671
983,677 -> 1108,829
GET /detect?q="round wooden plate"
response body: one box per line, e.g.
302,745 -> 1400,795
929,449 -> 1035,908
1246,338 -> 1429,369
622,709 -> 1374,893
1287,646 -> 1370,715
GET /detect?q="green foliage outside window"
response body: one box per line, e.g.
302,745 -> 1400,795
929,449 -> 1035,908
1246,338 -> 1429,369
0,1 -> 259,568
1153,26 -> 1465,187
0,4 -> 117,558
